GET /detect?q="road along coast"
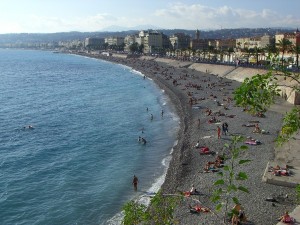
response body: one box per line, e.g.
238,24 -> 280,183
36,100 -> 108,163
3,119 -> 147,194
76,52 -> 298,225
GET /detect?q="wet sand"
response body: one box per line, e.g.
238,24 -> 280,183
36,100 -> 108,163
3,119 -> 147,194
78,53 -> 297,225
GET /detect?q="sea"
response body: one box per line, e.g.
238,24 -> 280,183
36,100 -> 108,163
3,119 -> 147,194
0,49 -> 180,225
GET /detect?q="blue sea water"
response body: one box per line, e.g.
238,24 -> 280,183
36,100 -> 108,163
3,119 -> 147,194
0,49 -> 179,225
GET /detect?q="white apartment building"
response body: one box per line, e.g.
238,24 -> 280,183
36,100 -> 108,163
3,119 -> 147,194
236,37 -> 261,49
84,37 -> 105,47
140,30 -> 163,54
104,36 -> 125,46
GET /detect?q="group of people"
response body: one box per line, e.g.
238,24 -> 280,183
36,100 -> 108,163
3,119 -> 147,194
270,165 -> 291,176
204,155 -> 224,172
278,211 -> 295,223
216,122 -> 229,139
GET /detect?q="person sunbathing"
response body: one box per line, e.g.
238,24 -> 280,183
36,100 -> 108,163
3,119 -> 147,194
278,211 -> 294,223
273,167 -> 290,176
242,123 -> 255,127
189,204 -> 210,213
200,147 -> 210,153
204,162 -> 219,172
205,108 -> 212,116
215,155 -> 224,164
253,123 -> 261,133
208,117 -> 219,123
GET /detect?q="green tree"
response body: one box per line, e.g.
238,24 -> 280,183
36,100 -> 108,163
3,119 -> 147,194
254,46 -> 262,66
211,136 -> 250,223
129,42 -> 139,53
122,200 -> 147,225
276,38 -> 292,67
234,52 -> 300,146
139,44 -> 144,53
122,191 -> 181,225
234,72 -> 280,114
296,184 -> 300,203
103,42 -> 109,50
291,44 -> 300,69
146,191 -> 181,225
226,47 -> 234,63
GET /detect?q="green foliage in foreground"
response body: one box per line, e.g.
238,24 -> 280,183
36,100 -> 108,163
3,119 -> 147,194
211,136 -> 250,223
277,107 -> 300,145
296,184 -> 300,204
122,200 -> 147,225
122,191 -> 182,225
234,72 -> 280,114
233,53 -> 300,146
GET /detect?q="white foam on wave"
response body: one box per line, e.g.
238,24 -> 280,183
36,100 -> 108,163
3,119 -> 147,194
106,211 -> 124,225
130,69 -> 144,77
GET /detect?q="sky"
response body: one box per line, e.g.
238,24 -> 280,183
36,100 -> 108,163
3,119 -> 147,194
0,0 -> 299,34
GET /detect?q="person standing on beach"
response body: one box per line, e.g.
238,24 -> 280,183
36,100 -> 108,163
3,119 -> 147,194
132,175 -> 139,191
197,118 -> 200,128
161,110 -> 164,117
217,126 -> 221,139
224,122 -> 229,135
222,122 -> 228,135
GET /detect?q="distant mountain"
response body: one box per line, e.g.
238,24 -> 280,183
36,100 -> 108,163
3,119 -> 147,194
100,24 -> 162,32
0,27 -> 296,45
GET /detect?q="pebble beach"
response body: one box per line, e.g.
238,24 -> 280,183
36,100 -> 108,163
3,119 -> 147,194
79,53 -> 297,225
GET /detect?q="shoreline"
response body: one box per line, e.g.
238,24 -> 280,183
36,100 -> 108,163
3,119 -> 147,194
77,53 -> 297,225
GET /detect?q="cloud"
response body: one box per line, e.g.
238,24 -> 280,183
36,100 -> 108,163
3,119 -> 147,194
1,2 -> 299,34
153,3 -> 300,29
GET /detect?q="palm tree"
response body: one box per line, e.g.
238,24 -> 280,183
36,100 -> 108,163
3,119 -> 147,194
208,46 -> 215,61
276,38 -> 292,66
291,44 -> 300,69
226,47 -> 234,63
253,46 -> 262,66
202,48 -> 208,61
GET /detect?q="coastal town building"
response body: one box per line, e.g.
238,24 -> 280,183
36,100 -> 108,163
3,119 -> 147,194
169,33 -> 190,50
275,29 -> 300,46
236,37 -> 261,49
84,37 -> 105,48
104,36 -> 125,46
190,29 -> 209,50
260,34 -> 274,48
162,33 -> 171,50
141,30 -> 163,54
215,39 -> 236,50
124,34 -> 137,52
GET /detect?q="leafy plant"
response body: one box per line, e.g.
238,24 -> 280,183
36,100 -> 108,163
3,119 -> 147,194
146,190 -> 181,225
234,52 -> 300,145
211,135 -> 250,223
234,72 -> 280,115
122,190 -> 182,225
296,184 -> 300,204
277,107 -> 300,145
122,200 -> 147,225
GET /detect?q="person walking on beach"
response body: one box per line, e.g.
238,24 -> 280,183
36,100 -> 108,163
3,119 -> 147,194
132,175 -> 139,191
217,126 -> 221,139
222,122 -> 228,135
197,118 -> 201,128
224,122 -> 228,135
161,109 -> 164,117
